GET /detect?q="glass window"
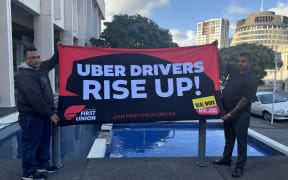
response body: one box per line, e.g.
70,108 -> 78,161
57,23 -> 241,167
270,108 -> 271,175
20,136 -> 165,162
259,94 -> 285,104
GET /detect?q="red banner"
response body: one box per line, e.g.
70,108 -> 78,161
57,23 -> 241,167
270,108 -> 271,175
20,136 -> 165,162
58,45 -> 223,126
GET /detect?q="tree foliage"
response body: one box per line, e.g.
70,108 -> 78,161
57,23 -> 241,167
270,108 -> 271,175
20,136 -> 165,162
219,43 -> 281,82
90,14 -> 178,49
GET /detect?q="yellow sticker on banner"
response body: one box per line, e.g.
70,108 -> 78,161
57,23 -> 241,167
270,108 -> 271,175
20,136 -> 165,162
192,96 -> 217,109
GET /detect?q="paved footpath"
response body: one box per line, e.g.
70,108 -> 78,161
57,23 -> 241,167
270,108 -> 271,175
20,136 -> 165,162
0,157 -> 288,180
250,115 -> 288,147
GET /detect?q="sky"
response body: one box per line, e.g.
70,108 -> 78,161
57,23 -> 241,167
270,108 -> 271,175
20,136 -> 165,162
104,0 -> 288,47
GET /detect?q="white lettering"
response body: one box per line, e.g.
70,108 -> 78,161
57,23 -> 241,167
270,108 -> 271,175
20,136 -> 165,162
182,63 -> 194,74
131,80 -> 147,98
112,80 -> 129,99
176,78 -> 193,96
91,65 -> 103,76
155,78 -> 174,97
77,64 -> 90,76
83,80 -> 102,100
172,63 -> 182,75
194,61 -> 204,73
130,65 -> 142,76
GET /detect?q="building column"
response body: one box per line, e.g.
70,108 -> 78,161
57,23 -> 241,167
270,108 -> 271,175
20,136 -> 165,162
91,2 -> 96,39
60,0 -> 74,45
73,0 -> 78,37
94,6 -> 101,39
86,0 -> 93,45
0,0 -> 15,107
96,10 -> 102,38
92,2 -> 101,39
34,0 -> 55,91
77,0 -> 87,46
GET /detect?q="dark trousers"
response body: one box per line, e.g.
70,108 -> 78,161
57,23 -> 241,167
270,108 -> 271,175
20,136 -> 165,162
222,111 -> 250,168
18,113 -> 51,176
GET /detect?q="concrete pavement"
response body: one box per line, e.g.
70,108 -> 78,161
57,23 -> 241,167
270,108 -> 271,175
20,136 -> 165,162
250,115 -> 288,147
0,157 -> 288,180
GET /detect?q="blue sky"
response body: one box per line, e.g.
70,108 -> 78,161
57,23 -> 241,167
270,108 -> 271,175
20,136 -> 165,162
104,0 -> 288,46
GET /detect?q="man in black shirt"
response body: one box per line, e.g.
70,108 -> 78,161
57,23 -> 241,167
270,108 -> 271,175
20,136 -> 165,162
17,46 -> 61,180
213,52 -> 258,178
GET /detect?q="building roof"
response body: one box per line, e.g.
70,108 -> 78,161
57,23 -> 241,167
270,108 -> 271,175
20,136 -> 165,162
236,11 -> 288,30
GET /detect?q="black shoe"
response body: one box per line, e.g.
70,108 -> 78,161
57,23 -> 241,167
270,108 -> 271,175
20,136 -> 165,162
37,166 -> 57,173
232,167 -> 244,178
22,171 -> 46,180
213,158 -> 231,166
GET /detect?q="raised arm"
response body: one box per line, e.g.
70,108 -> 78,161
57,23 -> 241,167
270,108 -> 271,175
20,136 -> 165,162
40,42 -> 63,72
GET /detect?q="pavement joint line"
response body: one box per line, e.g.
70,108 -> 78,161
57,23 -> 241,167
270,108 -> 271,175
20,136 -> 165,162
248,128 -> 288,155
208,158 -> 228,180
0,112 -> 19,130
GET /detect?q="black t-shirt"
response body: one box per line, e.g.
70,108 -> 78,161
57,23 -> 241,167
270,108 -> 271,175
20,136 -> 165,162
222,64 -> 258,112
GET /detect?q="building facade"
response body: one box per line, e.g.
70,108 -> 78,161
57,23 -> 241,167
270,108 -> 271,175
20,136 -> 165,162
230,11 -> 288,82
196,18 -> 229,49
0,0 -> 105,107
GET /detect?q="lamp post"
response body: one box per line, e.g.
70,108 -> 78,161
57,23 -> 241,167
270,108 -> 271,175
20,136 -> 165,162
271,52 -> 281,124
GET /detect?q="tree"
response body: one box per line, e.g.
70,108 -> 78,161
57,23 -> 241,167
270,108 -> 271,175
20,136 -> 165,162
90,14 -> 178,49
219,43 -> 281,82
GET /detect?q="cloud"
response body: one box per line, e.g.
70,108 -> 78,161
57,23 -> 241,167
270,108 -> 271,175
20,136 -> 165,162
268,2 -> 288,16
105,0 -> 170,20
229,23 -> 236,38
102,0 -> 170,31
169,29 -> 196,47
227,5 -> 250,15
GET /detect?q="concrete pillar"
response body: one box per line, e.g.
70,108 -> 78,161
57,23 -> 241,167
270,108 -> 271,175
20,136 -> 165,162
73,0 -> 78,35
54,0 -> 62,20
94,7 -> 101,39
96,10 -> 101,38
93,2 -> 100,39
60,0 -> 74,45
77,0 -> 87,46
0,0 -> 15,107
91,2 -> 96,39
34,0 -> 55,91
86,0 -> 93,45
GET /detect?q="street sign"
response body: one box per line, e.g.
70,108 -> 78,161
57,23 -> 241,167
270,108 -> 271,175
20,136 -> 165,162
274,52 -> 281,62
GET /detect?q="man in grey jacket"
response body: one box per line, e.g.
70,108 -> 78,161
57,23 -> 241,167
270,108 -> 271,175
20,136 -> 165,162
17,46 -> 60,180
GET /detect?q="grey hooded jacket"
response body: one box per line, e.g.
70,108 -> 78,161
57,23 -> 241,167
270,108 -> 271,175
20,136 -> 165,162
16,52 -> 59,118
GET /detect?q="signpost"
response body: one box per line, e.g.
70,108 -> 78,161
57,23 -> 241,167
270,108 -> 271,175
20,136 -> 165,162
52,124 -> 62,168
196,119 -> 208,167
271,52 -> 281,125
